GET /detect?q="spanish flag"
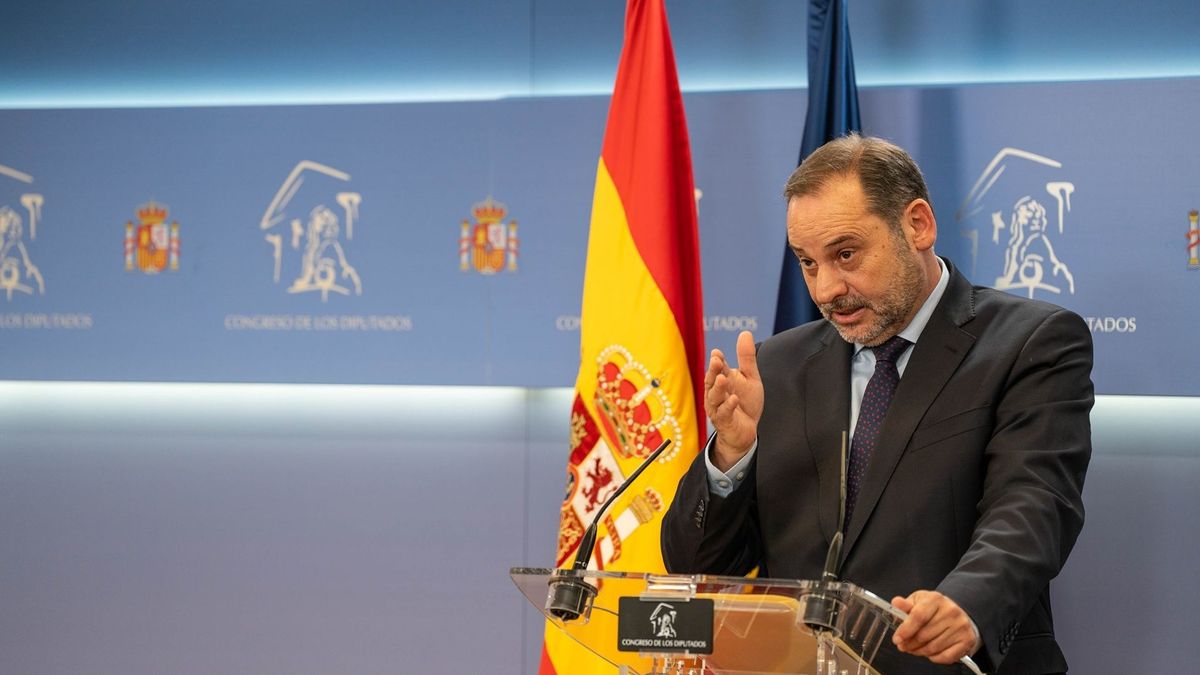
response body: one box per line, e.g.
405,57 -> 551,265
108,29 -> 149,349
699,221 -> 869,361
540,0 -> 705,672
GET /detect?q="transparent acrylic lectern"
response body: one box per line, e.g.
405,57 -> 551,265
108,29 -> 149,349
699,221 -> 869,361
512,568 -> 984,675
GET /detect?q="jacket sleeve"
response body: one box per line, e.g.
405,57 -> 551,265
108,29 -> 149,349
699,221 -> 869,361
661,438 -> 763,576
937,308 -> 1094,669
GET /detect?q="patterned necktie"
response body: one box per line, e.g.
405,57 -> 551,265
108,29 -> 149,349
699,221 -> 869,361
845,335 -> 911,529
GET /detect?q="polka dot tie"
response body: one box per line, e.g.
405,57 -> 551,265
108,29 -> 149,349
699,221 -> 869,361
845,335 -> 911,529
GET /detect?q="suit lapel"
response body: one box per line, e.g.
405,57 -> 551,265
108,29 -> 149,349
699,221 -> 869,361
842,263 -> 978,558
803,327 -> 853,546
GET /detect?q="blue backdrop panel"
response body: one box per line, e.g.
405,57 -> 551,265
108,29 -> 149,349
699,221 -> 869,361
1,77 -> 1197,394
864,78 -> 1200,397
0,101 -> 608,386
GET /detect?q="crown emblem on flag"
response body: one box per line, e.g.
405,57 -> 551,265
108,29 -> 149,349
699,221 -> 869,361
593,345 -> 682,463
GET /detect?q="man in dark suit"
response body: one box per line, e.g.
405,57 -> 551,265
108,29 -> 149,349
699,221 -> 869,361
661,135 -> 1093,674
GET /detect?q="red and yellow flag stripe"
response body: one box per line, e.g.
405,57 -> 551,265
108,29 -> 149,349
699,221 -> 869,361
542,0 -> 705,672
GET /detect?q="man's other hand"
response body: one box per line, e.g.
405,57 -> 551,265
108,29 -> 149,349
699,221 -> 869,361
891,590 -> 979,665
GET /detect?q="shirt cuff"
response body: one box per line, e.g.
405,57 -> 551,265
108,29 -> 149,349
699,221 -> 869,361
703,433 -> 756,497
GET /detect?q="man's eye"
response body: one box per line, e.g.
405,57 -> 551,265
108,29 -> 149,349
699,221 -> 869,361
798,258 -> 815,268
838,250 -> 854,261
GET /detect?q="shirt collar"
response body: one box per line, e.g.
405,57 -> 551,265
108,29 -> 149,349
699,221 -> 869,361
853,256 -> 949,355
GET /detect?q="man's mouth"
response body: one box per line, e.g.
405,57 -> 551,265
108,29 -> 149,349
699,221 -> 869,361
829,307 -> 865,324
822,299 -> 869,325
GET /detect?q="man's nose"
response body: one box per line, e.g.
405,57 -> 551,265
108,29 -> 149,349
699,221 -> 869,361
808,266 -> 847,305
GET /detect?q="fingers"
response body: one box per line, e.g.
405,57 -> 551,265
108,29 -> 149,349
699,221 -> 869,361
892,591 -> 976,665
707,373 -> 745,430
703,348 -> 727,394
734,331 -> 759,380
892,591 -> 939,644
929,640 -> 975,665
706,372 -> 730,419
711,387 -> 740,424
915,626 -> 970,664
703,350 -> 730,420
704,336 -> 762,461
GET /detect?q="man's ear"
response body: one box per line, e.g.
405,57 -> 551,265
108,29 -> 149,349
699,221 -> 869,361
904,199 -> 938,251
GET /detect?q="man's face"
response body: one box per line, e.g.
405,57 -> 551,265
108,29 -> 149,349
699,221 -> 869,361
786,175 -> 926,346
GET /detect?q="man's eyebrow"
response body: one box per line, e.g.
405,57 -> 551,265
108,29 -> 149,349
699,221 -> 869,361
824,234 -> 860,249
793,234 -> 861,256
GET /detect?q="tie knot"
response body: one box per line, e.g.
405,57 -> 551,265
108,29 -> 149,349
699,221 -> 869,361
870,335 -> 911,364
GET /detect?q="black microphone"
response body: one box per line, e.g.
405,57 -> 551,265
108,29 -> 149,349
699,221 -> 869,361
546,438 -> 672,621
804,430 -> 848,633
823,429 -> 849,580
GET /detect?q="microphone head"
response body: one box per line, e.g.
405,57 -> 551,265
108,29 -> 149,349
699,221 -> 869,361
546,574 -> 598,622
548,438 -> 669,621
801,590 -> 845,635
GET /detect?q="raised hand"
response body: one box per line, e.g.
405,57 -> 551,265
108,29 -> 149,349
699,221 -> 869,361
704,330 -> 764,471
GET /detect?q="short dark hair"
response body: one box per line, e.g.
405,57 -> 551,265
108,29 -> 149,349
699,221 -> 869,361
782,134 -> 931,229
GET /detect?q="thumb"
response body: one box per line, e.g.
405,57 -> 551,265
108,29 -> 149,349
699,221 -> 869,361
734,330 -> 759,380
891,595 -> 914,613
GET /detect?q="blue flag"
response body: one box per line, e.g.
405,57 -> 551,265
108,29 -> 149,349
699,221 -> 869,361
773,0 -> 861,333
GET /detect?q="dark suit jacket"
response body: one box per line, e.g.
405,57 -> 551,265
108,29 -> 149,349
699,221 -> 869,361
662,260 -> 1093,674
